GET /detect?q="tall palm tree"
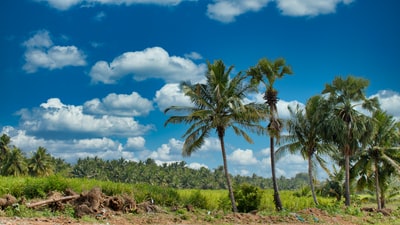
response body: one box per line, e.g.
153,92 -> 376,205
277,96 -> 336,205
322,76 -> 380,206
165,60 -> 267,212
0,134 -> 11,162
1,147 -> 28,176
28,146 -> 54,177
247,57 -> 292,211
351,110 -> 400,209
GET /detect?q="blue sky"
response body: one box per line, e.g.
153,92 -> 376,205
1,0 -> 399,178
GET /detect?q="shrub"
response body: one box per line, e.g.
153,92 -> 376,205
234,183 -> 261,213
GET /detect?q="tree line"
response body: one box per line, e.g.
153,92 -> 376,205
0,136 -> 309,190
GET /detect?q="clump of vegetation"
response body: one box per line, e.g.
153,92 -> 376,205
234,183 -> 262,213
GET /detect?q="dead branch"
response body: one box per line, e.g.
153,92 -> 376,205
26,195 -> 80,208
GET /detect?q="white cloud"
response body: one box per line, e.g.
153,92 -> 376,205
154,83 -> 192,112
252,92 -> 304,119
34,0 -> 83,11
94,11 -> 106,21
277,99 -> 304,119
228,148 -> 258,165
23,30 -> 53,48
238,169 -> 250,176
187,162 -> 209,170
35,0 -> 354,20
17,98 -> 153,139
371,90 -> 400,121
260,147 -> 270,157
23,30 -> 86,73
276,0 -> 354,17
126,136 -> 146,149
89,47 -> 206,84
184,51 -> 203,60
276,154 -> 307,177
149,138 -> 183,161
199,137 -> 222,152
35,0 -> 194,10
83,92 -> 154,117
207,0 -> 270,23
1,126 -> 136,163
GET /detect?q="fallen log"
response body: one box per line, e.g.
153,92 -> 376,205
26,195 -> 80,208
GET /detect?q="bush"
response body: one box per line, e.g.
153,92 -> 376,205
234,183 -> 261,213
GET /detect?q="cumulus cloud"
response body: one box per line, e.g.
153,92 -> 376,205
35,0 -> 194,10
17,98 -> 153,139
1,126 -> 135,163
277,99 -> 304,119
89,47 -> 206,84
154,83 -> 192,112
228,148 -> 258,165
83,92 -> 154,117
23,30 -> 86,73
149,138 -> 183,161
199,137 -> 222,152
276,0 -> 354,17
207,0 -> 270,23
259,147 -> 308,177
125,136 -> 146,149
187,162 -> 209,170
371,90 -> 400,121
252,92 -> 304,119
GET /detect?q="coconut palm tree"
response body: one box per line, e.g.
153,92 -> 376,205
165,60 -> 267,212
351,110 -> 400,209
0,134 -> 11,162
1,147 -> 28,176
247,57 -> 292,211
322,76 -> 380,206
277,95 -> 336,205
28,146 -> 54,177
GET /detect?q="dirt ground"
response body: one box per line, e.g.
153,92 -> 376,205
0,188 -> 396,225
0,208 -> 370,225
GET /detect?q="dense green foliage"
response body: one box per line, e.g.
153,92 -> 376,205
234,183 -> 262,212
0,176 -> 338,211
0,151 -> 310,190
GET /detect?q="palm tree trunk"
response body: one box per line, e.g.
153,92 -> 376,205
308,157 -> 318,205
218,133 -> 238,213
374,161 -> 382,210
380,191 -> 386,209
270,136 -> 283,211
344,151 -> 351,206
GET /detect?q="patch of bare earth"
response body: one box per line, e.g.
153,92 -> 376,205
0,189 -> 393,225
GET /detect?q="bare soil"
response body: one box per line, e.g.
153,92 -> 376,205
0,207 -> 378,225
0,188 -> 397,225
